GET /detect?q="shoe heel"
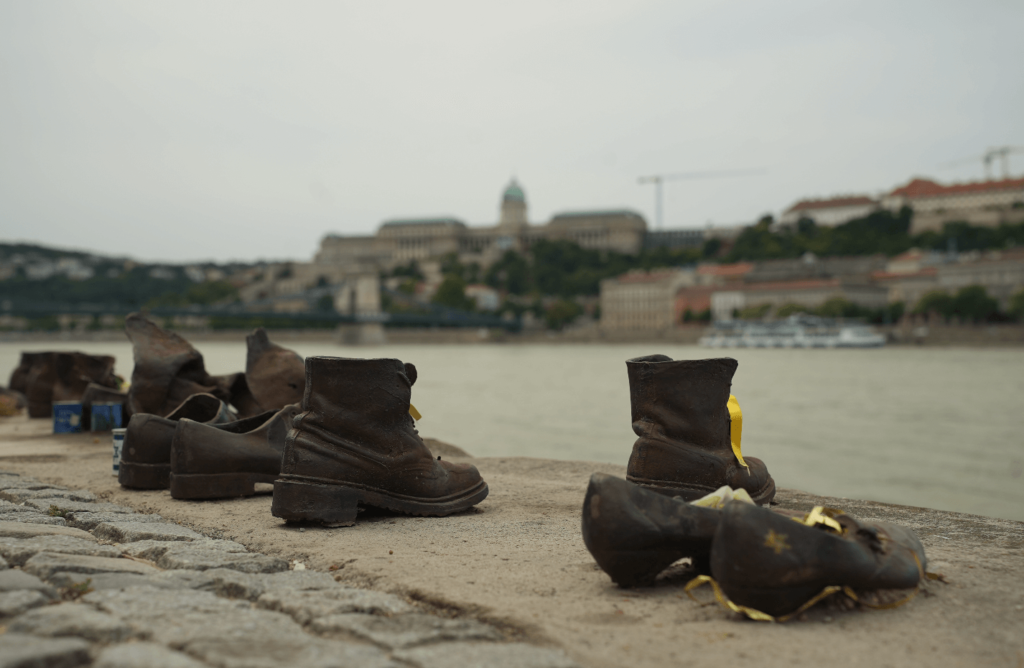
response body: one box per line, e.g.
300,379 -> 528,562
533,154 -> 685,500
169,473 -> 258,500
118,461 -> 171,490
271,478 -> 361,526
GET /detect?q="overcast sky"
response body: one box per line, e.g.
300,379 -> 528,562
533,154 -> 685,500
1,1 -> 1022,263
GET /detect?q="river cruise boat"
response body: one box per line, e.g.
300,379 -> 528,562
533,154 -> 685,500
699,315 -> 886,349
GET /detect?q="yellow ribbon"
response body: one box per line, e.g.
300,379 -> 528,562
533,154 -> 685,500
792,506 -> 845,534
409,404 -> 422,421
727,395 -> 748,470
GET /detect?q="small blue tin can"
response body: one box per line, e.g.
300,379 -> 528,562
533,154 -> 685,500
112,428 -> 126,475
53,401 -> 83,434
90,403 -> 123,431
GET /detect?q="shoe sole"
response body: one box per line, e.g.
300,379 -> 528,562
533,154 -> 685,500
626,475 -> 777,506
118,461 -> 171,490
270,475 -> 490,526
169,472 -> 280,500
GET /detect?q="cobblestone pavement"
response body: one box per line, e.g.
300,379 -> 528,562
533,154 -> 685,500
0,471 -> 580,668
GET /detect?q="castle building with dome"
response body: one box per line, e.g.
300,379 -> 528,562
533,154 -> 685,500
314,180 -> 651,271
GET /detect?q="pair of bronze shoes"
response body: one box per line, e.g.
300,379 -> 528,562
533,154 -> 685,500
118,393 -> 298,498
583,355 -> 926,618
582,475 -> 927,618
9,351 -> 122,418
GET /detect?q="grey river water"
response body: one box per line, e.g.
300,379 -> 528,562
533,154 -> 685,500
3,341 -> 1023,522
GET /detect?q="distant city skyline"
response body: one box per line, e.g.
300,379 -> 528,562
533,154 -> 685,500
1,1 -> 1022,263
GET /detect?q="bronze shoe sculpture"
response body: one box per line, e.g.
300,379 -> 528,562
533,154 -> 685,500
23,352 -> 58,418
582,473 -> 719,587
124,313 -> 227,417
9,352 -> 44,395
169,404 -> 301,499
210,372 -> 265,419
52,352 -> 118,403
708,500 -> 926,618
245,328 -> 305,412
625,355 -> 775,505
272,357 -> 488,526
21,352 -> 119,418
118,394 -> 252,489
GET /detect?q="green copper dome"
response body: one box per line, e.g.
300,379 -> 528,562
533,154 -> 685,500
502,179 -> 525,203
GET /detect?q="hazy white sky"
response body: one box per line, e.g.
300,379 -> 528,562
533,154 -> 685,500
1,1 -> 1021,263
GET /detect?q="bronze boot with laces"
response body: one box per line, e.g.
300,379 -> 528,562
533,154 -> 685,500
271,357 -> 488,526
625,355 -> 775,505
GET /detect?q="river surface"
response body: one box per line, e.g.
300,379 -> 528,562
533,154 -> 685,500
3,341 -> 1023,522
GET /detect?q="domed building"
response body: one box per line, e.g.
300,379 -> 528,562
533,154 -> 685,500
499,179 -> 528,230
315,179 -> 650,270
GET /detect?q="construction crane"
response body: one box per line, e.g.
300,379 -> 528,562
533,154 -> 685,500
940,146 -> 1024,180
638,169 -> 765,229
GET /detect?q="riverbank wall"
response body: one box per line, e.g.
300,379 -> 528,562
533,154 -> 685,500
1,415 -> 1021,667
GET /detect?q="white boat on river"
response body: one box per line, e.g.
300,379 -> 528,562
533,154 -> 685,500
699,315 -> 886,349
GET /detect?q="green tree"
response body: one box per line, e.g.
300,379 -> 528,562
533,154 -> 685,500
390,260 -> 425,281
775,302 -> 809,317
1009,288 -> 1024,321
949,285 -> 999,322
316,295 -> 335,312
737,304 -> 771,320
485,250 -> 530,295
431,275 -> 475,311
914,290 -> 954,317
816,297 -> 869,319
544,299 -> 583,330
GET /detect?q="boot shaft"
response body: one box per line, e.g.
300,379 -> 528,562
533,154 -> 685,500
627,356 -> 736,451
295,356 -> 420,457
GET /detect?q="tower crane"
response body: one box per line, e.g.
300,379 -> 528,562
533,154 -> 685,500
637,169 -> 765,229
940,146 -> 1024,180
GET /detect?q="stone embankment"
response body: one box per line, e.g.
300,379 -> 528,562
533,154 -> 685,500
0,471 -> 578,668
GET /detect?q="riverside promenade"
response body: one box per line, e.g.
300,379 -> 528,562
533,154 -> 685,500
0,417 -> 1022,668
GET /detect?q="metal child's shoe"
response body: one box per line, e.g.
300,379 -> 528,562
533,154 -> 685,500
582,473 -> 720,587
118,394 -> 263,490
169,403 -> 300,500
625,355 -> 775,505
271,357 -> 488,526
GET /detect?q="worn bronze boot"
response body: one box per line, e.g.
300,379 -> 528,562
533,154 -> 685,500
272,357 -> 488,526
709,501 -> 926,617
52,353 -> 118,402
582,473 -> 719,587
625,355 -> 775,505
210,372 -> 265,419
23,353 -> 58,418
124,313 -> 227,417
169,404 -> 300,499
9,352 -> 44,395
118,394 -> 250,489
245,328 -> 305,412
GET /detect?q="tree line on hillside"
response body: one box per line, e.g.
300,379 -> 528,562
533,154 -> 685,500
725,207 -> 1024,262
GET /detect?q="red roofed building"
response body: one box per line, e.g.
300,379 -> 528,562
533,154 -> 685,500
881,177 -> 1024,233
779,195 -> 878,227
695,262 -> 754,285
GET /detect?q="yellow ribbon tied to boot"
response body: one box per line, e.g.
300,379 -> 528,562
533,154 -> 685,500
727,394 -> 748,470
409,404 -> 422,421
